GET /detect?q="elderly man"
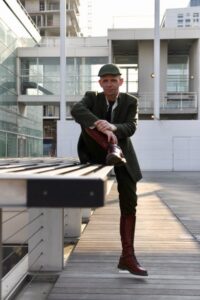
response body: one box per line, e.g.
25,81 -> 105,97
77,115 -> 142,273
71,63 -> 148,276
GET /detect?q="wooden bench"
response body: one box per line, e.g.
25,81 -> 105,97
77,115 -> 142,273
0,158 -> 113,298
0,158 -> 113,208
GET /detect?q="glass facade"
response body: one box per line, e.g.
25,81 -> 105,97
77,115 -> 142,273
167,55 -> 189,92
0,3 -> 43,157
20,56 -> 108,96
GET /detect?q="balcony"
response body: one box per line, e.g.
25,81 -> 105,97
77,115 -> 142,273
138,92 -> 198,116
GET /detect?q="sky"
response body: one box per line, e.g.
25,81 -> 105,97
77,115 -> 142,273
80,0 -> 190,36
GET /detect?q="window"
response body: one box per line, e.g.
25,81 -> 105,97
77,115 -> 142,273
167,55 -> 189,92
40,1 -> 45,11
47,15 -> 53,26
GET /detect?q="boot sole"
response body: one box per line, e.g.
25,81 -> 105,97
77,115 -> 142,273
106,154 -> 126,166
118,264 -> 148,276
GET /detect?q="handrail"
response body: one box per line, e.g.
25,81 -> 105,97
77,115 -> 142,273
16,0 -> 40,33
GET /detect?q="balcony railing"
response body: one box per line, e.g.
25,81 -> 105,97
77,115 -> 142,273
19,75 -> 198,115
138,92 -> 198,113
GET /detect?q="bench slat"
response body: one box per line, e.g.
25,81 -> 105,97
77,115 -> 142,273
0,160 -> 113,208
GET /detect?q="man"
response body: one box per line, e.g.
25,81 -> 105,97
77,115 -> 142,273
71,63 -> 148,276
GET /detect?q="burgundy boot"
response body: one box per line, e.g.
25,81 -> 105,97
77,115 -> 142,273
118,214 -> 148,276
85,128 -> 126,166
106,144 -> 126,166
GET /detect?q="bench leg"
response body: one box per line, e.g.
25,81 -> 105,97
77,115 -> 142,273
64,208 -> 82,242
28,208 -> 64,272
82,208 -> 91,223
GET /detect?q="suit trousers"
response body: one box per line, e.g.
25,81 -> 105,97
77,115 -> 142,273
114,165 -> 137,215
78,131 -> 138,214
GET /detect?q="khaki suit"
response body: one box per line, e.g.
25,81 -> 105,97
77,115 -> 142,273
71,91 -> 142,214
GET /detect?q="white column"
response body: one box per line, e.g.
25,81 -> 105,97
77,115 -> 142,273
59,0 -> 66,123
0,209 -> 2,298
108,39 -> 112,63
154,0 -> 160,119
57,0 -> 68,157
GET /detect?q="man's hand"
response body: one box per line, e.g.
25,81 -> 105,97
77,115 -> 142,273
95,120 -> 117,132
104,130 -> 118,144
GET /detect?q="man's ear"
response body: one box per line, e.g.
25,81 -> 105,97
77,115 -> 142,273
119,78 -> 124,86
98,79 -> 103,87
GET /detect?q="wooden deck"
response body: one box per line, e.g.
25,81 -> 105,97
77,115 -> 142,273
48,172 -> 200,300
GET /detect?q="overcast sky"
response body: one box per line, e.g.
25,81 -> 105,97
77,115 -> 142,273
80,0 -> 190,35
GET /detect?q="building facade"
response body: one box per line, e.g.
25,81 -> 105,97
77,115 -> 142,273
19,0 -> 80,37
17,27 -> 200,170
0,0 -> 43,158
1,1 -> 200,169
19,0 -> 81,155
162,1 -> 200,28
190,0 -> 200,6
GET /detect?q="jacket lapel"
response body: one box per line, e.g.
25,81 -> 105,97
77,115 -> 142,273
97,93 -> 108,118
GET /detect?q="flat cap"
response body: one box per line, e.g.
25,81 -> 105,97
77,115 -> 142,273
98,64 -> 121,77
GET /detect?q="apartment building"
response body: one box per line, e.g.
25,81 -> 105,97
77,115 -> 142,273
19,0 -> 80,36
190,0 -> 200,6
162,1 -> 200,28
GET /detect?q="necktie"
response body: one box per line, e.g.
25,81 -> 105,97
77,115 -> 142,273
106,101 -> 114,122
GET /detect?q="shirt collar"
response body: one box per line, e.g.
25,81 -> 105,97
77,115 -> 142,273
105,96 -> 119,110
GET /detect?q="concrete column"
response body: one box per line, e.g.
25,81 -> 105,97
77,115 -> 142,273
154,0 -> 160,119
0,209 -> 2,299
108,39 -> 112,63
57,0 -> 68,157
59,0 -> 66,123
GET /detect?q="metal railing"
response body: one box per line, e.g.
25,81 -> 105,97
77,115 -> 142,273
138,92 -> 198,112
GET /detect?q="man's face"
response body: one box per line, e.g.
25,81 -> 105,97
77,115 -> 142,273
99,75 -> 123,99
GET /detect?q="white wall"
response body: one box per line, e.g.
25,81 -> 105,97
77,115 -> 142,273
65,119 -> 200,171
134,120 -> 200,171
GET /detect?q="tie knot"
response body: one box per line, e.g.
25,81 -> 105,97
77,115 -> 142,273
108,101 -> 114,107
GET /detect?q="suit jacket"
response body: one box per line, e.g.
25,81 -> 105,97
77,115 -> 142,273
71,91 -> 142,182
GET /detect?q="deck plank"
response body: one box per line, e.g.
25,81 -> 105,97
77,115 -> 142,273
48,173 -> 200,300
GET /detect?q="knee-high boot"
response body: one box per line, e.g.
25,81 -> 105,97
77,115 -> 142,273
118,214 -> 148,276
85,128 -> 126,165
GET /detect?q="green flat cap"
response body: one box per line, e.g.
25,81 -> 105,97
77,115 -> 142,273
98,64 -> 121,76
